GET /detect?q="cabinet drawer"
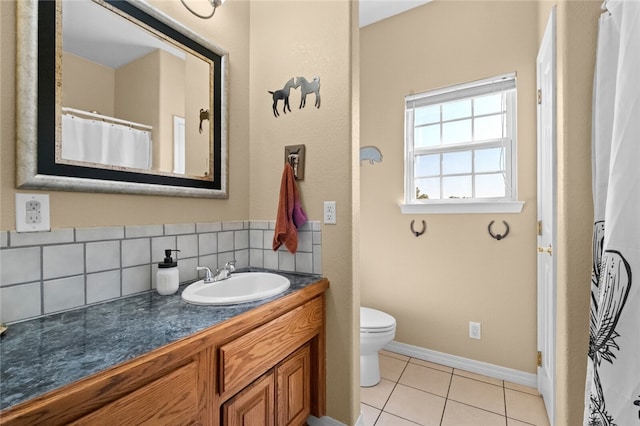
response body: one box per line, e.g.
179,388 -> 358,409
219,297 -> 323,395
70,362 -> 199,426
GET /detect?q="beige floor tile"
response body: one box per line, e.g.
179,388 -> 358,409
398,363 -> 452,397
375,412 -> 421,426
361,378 -> 396,409
504,381 -> 540,396
409,358 -> 454,373
381,349 -> 411,362
441,400 -> 507,426
454,369 -> 504,387
384,384 -> 446,426
507,418 -> 534,426
360,402 -> 381,426
380,354 -> 408,382
505,389 -> 550,426
448,375 -> 505,415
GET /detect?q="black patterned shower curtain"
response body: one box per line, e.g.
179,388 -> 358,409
585,1 -> 640,425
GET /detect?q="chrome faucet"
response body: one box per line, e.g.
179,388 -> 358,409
213,260 -> 236,282
196,266 -> 214,283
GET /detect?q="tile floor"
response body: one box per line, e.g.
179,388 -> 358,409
360,350 -> 550,426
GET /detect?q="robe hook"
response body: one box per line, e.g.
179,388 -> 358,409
488,220 -> 510,241
410,220 -> 426,237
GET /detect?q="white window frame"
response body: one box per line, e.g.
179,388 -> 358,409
400,73 -> 524,214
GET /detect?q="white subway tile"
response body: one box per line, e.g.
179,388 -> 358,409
313,246 -> 323,274
10,229 -> 74,247
278,251 -> 295,272
0,232 -> 8,248
264,250 -> 278,270
234,249 -> 249,269
151,236 -> 176,263
218,231 -> 234,252
295,252 -> 313,274
1,247 -> 40,286
249,249 -> 264,268
263,230 -> 275,249
43,244 -> 83,280
122,238 -> 151,267
0,282 -> 41,323
249,221 -> 269,230
165,223 -> 196,235
234,230 -> 249,250
178,257 -> 198,284
177,234 -> 198,258
76,226 -> 124,242
125,224 -> 163,239
297,231 -> 312,252
197,255 -> 217,275
313,231 -> 322,245
198,233 -> 218,256
311,221 -> 321,231
122,265 -> 151,296
218,251 -> 236,268
86,241 -> 120,273
222,221 -> 244,231
196,222 -> 222,233
249,230 -> 263,249
87,270 -> 121,304
43,275 -> 85,314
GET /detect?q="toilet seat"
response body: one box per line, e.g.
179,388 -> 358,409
361,307 -> 396,333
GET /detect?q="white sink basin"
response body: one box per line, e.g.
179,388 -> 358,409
181,272 -> 290,305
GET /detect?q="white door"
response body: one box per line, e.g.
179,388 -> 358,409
536,6 -> 556,425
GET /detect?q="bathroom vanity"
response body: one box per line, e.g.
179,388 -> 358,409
0,272 -> 328,425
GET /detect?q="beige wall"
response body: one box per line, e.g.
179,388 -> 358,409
552,2 -> 599,424
248,1 -> 358,422
360,0 -> 540,373
1,0 -> 357,422
62,52 -> 115,116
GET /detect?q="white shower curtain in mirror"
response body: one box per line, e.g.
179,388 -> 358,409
585,1 -> 640,425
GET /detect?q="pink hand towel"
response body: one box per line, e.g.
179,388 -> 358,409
273,163 -> 307,253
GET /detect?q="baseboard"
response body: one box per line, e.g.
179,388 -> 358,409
384,341 -> 537,388
307,415 -> 347,426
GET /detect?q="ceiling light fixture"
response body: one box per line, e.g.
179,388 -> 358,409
180,0 -> 224,19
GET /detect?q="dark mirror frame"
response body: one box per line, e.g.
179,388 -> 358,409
16,0 -> 229,198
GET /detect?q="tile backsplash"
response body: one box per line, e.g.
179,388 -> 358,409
0,220 -> 322,324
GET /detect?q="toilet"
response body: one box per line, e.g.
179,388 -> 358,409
360,307 -> 396,387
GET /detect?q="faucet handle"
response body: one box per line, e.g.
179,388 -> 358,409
196,266 -> 214,283
225,260 -> 236,272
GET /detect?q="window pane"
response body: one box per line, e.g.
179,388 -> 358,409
415,178 -> 440,200
474,93 -> 503,115
415,105 -> 440,126
443,151 -> 471,174
415,154 -> 440,177
442,99 -> 471,121
474,147 -> 504,173
442,175 -> 471,198
442,119 -> 471,144
475,173 -> 506,198
415,124 -> 440,148
474,114 -> 504,141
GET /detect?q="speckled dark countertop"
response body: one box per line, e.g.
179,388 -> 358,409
0,269 -> 323,411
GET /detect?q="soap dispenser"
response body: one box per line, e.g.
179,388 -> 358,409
157,249 -> 180,295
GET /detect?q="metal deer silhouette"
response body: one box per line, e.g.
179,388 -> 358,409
268,78 -> 298,117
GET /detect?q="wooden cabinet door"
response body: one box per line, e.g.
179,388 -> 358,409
223,372 -> 275,426
276,345 -> 310,426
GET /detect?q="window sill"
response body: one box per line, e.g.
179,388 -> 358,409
399,201 -> 524,215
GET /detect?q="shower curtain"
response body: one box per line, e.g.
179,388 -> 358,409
62,114 -> 152,170
585,1 -> 640,425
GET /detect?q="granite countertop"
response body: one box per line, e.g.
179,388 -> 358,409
0,269 -> 323,411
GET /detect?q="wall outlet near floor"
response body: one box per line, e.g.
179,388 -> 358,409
469,321 -> 481,340
16,193 -> 50,232
323,201 -> 336,224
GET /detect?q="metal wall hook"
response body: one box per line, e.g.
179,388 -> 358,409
410,220 -> 426,237
488,220 -> 510,240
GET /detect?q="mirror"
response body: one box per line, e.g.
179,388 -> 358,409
16,0 -> 229,198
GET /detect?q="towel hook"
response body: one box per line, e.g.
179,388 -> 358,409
488,220 -> 510,241
410,220 -> 426,237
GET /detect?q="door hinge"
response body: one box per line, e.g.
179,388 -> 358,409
537,351 -> 543,367
537,89 -> 542,105
537,220 -> 543,236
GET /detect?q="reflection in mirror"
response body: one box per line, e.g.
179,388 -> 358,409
16,0 -> 228,198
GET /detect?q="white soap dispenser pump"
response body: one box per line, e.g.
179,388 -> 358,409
157,249 -> 180,295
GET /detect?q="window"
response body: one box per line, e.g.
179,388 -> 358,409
401,73 -> 523,214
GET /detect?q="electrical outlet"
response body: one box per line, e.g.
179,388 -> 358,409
469,321 -> 481,340
323,201 -> 336,224
16,193 -> 50,232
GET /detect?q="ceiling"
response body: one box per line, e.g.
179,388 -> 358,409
359,0 -> 432,27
